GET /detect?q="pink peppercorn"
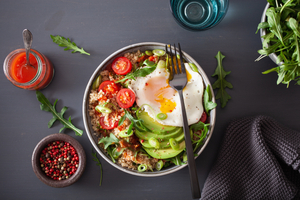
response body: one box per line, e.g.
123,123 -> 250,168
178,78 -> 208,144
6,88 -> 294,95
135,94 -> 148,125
39,140 -> 79,181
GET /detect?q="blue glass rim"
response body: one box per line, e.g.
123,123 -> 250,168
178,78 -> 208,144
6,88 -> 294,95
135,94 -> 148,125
169,0 -> 229,31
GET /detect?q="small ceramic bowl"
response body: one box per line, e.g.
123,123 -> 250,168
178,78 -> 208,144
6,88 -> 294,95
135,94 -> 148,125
32,133 -> 86,188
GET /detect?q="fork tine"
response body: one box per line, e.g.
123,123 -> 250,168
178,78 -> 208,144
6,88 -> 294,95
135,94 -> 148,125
173,44 -> 180,74
178,43 -> 186,75
169,44 -> 175,76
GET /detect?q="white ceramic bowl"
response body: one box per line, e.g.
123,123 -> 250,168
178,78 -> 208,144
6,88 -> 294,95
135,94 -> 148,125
82,42 -> 216,177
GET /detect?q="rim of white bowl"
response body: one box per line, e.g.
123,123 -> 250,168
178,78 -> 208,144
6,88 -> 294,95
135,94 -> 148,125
82,42 -> 216,177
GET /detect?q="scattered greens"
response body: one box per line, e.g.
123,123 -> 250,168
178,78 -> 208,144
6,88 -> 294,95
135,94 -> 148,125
138,164 -> 147,172
92,75 -> 102,90
149,137 -> 160,149
145,50 -> 153,56
50,35 -> 90,55
98,133 -> 119,149
188,63 -> 198,72
166,154 -> 186,166
153,49 -> 165,56
118,129 -> 133,138
189,121 -> 210,152
212,51 -> 233,108
118,110 -> 149,132
115,66 -> 156,83
95,102 -> 115,114
169,138 -> 179,150
203,85 -> 217,115
155,160 -> 164,171
156,113 -> 167,120
112,147 -> 125,159
256,0 -> 300,86
92,149 -> 103,186
98,133 -> 120,162
36,91 -> 83,136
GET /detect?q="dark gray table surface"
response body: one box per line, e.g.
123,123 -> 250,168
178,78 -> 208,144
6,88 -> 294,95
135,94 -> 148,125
1,0 -> 299,199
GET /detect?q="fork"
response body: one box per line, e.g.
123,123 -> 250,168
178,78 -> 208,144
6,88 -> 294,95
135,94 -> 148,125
166,43 -> 201,199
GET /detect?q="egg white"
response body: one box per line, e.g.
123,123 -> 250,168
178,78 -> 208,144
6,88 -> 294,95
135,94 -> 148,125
128,63 -> 204,127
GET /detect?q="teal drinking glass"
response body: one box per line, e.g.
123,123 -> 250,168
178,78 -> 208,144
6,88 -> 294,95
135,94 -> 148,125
170,0 -> 229,31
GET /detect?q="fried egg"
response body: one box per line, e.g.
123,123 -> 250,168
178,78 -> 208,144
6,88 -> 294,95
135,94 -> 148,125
128,63 -> 204,127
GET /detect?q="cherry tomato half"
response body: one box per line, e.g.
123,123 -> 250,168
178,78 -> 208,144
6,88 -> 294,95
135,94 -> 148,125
112,57 -> 132,75
116,89 -> 136,108
99,117 -> 119,130
200,112 -> 207,123
98,81 -> 120,96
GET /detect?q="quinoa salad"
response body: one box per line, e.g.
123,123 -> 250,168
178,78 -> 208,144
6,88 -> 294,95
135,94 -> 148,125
88,48 -> 214,172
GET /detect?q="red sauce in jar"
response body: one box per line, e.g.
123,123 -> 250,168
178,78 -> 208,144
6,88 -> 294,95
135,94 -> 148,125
3,49 -> 54,90
11,52 -> 38,83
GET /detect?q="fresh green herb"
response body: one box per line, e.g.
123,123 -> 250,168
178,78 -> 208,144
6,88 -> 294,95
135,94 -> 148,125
212,51 -> 233,108
156,113 -> 167,120
95,102 -> 115,114
115,66 -> 156,83
149,137 -> 160,149
36,91 -> 83,136
106,146 -> 116,163
138,164 -> 148,172
203,85 -> 217,115
155,160 -> 164,171
92,75 -> 102,90
256,0 -> 300,87
92,149 -> 103,186
190,121 -> 210,152
118,129 -> 133,138
169,138 -> 179,150
50,35 -> 90,55
112,147 -> 125,159
98,133 -> 119,149
188,63 -> 198,72
118,110 -> 149,132
166,154 -> 185,166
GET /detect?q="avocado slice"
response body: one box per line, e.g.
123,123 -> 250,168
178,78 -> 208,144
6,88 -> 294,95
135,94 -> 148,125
143,140 -> 186,159
135,127 -> 183,140
140,133 -> 185,149
138,111 -> 178,133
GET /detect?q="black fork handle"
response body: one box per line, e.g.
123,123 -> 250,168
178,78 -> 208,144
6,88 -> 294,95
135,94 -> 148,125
178,90 -> 201,199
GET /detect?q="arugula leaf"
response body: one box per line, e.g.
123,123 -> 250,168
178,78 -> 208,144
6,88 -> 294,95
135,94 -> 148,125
98,133 -> 119,149
165,153 -> 185,166
203,85 -> 217,115
115,66 -> 156,83
256,22 -> 269,34
91,149 -> 103,186
118,110 -> 149,132
36,91 -> 83,136
256,1 -> 300,87
266,7 -> 284,45
212,51 -> 233,108
190,121 -> 210,152
50,35 -> 90,55
106,146 -> 116,163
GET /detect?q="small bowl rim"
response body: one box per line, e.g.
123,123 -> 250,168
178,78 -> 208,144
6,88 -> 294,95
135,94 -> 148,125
82,42 -> 216,177
32,133 -> 86,188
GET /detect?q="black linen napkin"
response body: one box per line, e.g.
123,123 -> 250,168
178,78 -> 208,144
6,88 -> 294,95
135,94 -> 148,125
201,116 -> 300,200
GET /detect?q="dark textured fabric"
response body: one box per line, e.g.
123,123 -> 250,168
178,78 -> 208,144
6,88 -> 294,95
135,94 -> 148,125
201,116 -> 300,200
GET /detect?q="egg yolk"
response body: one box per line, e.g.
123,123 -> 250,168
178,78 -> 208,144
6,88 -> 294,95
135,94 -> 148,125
186,69 -> 192,82
155,86 -> 177,113
144,74 -> 177,114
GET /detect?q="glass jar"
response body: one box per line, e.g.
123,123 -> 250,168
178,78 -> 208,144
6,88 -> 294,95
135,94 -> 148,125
3,49 -> 54,90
